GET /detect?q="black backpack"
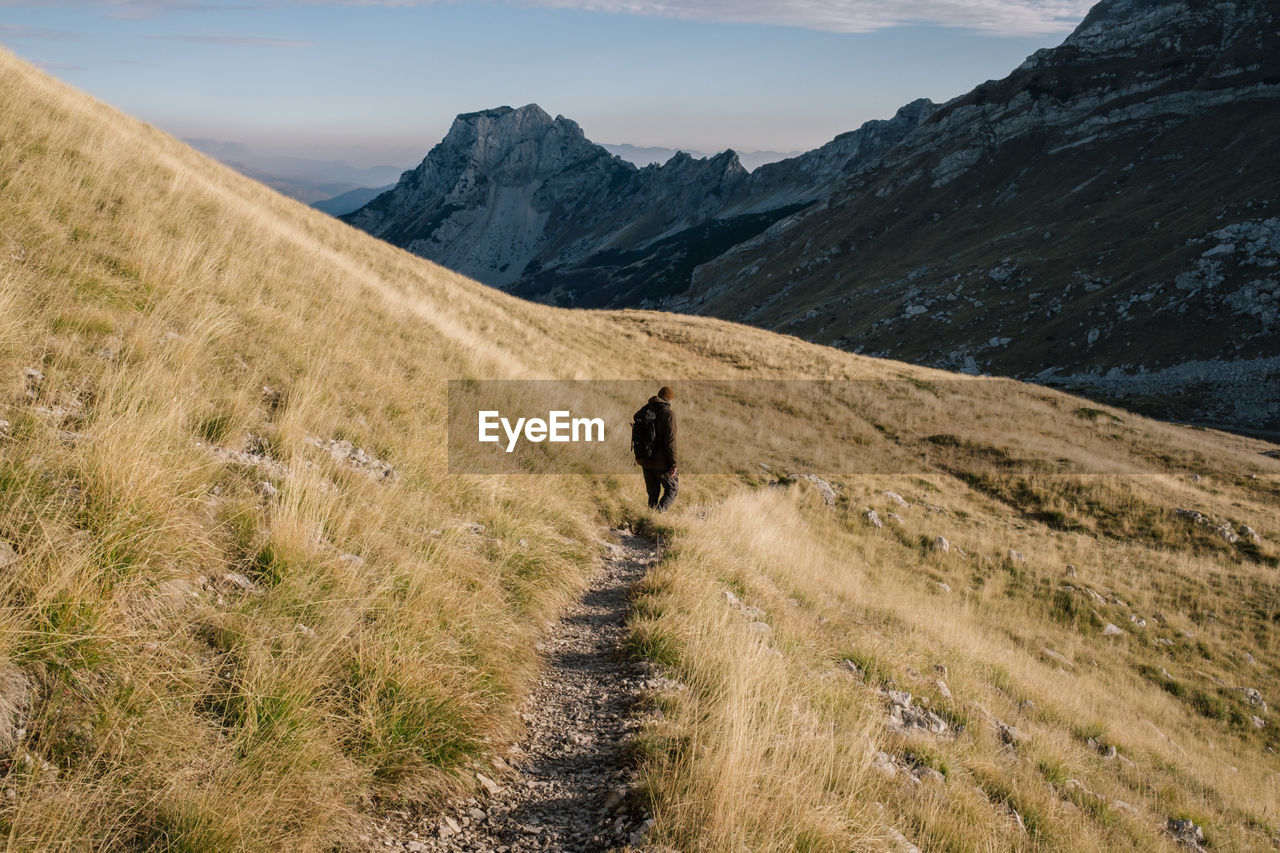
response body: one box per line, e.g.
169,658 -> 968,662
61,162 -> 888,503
631,403 -> 659,460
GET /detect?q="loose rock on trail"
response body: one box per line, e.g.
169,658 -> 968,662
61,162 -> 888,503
364,527 -> 661,853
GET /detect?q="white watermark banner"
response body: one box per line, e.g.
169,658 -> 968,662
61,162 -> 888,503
445,379 -> 1191,475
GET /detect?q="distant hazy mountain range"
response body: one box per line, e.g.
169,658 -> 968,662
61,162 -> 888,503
183,138 -> 406,208
311,184 -> 398,216
601,144 -> 800,172
184,138 -> 792,216
343,0 -> 1280,431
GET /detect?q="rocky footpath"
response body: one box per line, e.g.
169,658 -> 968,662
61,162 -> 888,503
359,529 -> 662,853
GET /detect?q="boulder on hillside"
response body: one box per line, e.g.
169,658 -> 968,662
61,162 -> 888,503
1167,817 -> 1206,850
801,473 -> 837,506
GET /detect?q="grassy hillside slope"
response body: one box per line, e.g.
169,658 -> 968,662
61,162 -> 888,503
1,50 -> 1277,851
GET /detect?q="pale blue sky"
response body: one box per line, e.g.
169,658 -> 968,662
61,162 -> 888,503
0,1 -> 1092,167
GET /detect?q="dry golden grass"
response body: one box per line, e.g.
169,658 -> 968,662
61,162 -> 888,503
631,474 -> 1278,851
0,46 -> 1276,852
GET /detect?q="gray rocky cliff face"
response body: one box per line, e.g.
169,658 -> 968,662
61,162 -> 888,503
884,0 -> 1280,184
343,99 -> 935,293
344,105 -> 633,285
734,99 -> 938,213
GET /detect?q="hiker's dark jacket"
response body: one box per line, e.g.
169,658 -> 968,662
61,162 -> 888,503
636,396 -> 677,471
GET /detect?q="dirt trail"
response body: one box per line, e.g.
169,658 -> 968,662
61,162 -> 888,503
369,527 -> 661,853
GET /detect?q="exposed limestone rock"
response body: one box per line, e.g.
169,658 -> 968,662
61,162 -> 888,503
801,473 -> 836,506
437,816 -> 460,840
1041,648 -> 1074,670
201,438 -> 290,478
722,589 -> 765,620
871,750 -> 898,778
21,367 -> 42,399
1237,687 -> 1267,712
224,571 -> 257,591
306,436 -> 395,480
475,772 -> 502,797
884,690 -> 951,737
1167,817 -> 1206,851
1213,523 -> 1239,543
885,826 -> 923,853
0,666 -> 32,753
628,817 -> 655,847
1174,507 -> 1252,544
913,765 -> 945,785
997,721 -> 1029,747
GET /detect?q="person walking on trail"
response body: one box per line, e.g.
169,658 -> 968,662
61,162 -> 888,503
632,386 -> 678,511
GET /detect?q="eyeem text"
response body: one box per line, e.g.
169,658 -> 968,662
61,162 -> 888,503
478,410 -> 606,453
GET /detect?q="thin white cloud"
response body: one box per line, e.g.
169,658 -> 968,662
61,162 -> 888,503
0,23 -> 79,40
0,1 -> 258,20
0,0 -> 1096,36
147,33 -> 314,47
316,0 -> 1094,35
34,59 -> 88,70
516,0 -> 1095,35
103,1 -> 261,19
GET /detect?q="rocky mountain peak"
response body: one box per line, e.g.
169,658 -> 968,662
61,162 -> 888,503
432,103 -> 599,174
889,98 -> 937,125
1053,0 -> 1272,59
450,103 -> 557,132
656,148 -> 746,179
344,86 -> 938,298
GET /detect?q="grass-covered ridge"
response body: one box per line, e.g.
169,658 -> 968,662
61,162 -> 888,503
0,48 -> 1277,851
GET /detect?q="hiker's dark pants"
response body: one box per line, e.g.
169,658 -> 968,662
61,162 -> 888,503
642,467 -> 678,511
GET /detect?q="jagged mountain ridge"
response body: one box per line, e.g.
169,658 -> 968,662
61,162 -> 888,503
341,100 -> 935,297
678,0 -> 1280,429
